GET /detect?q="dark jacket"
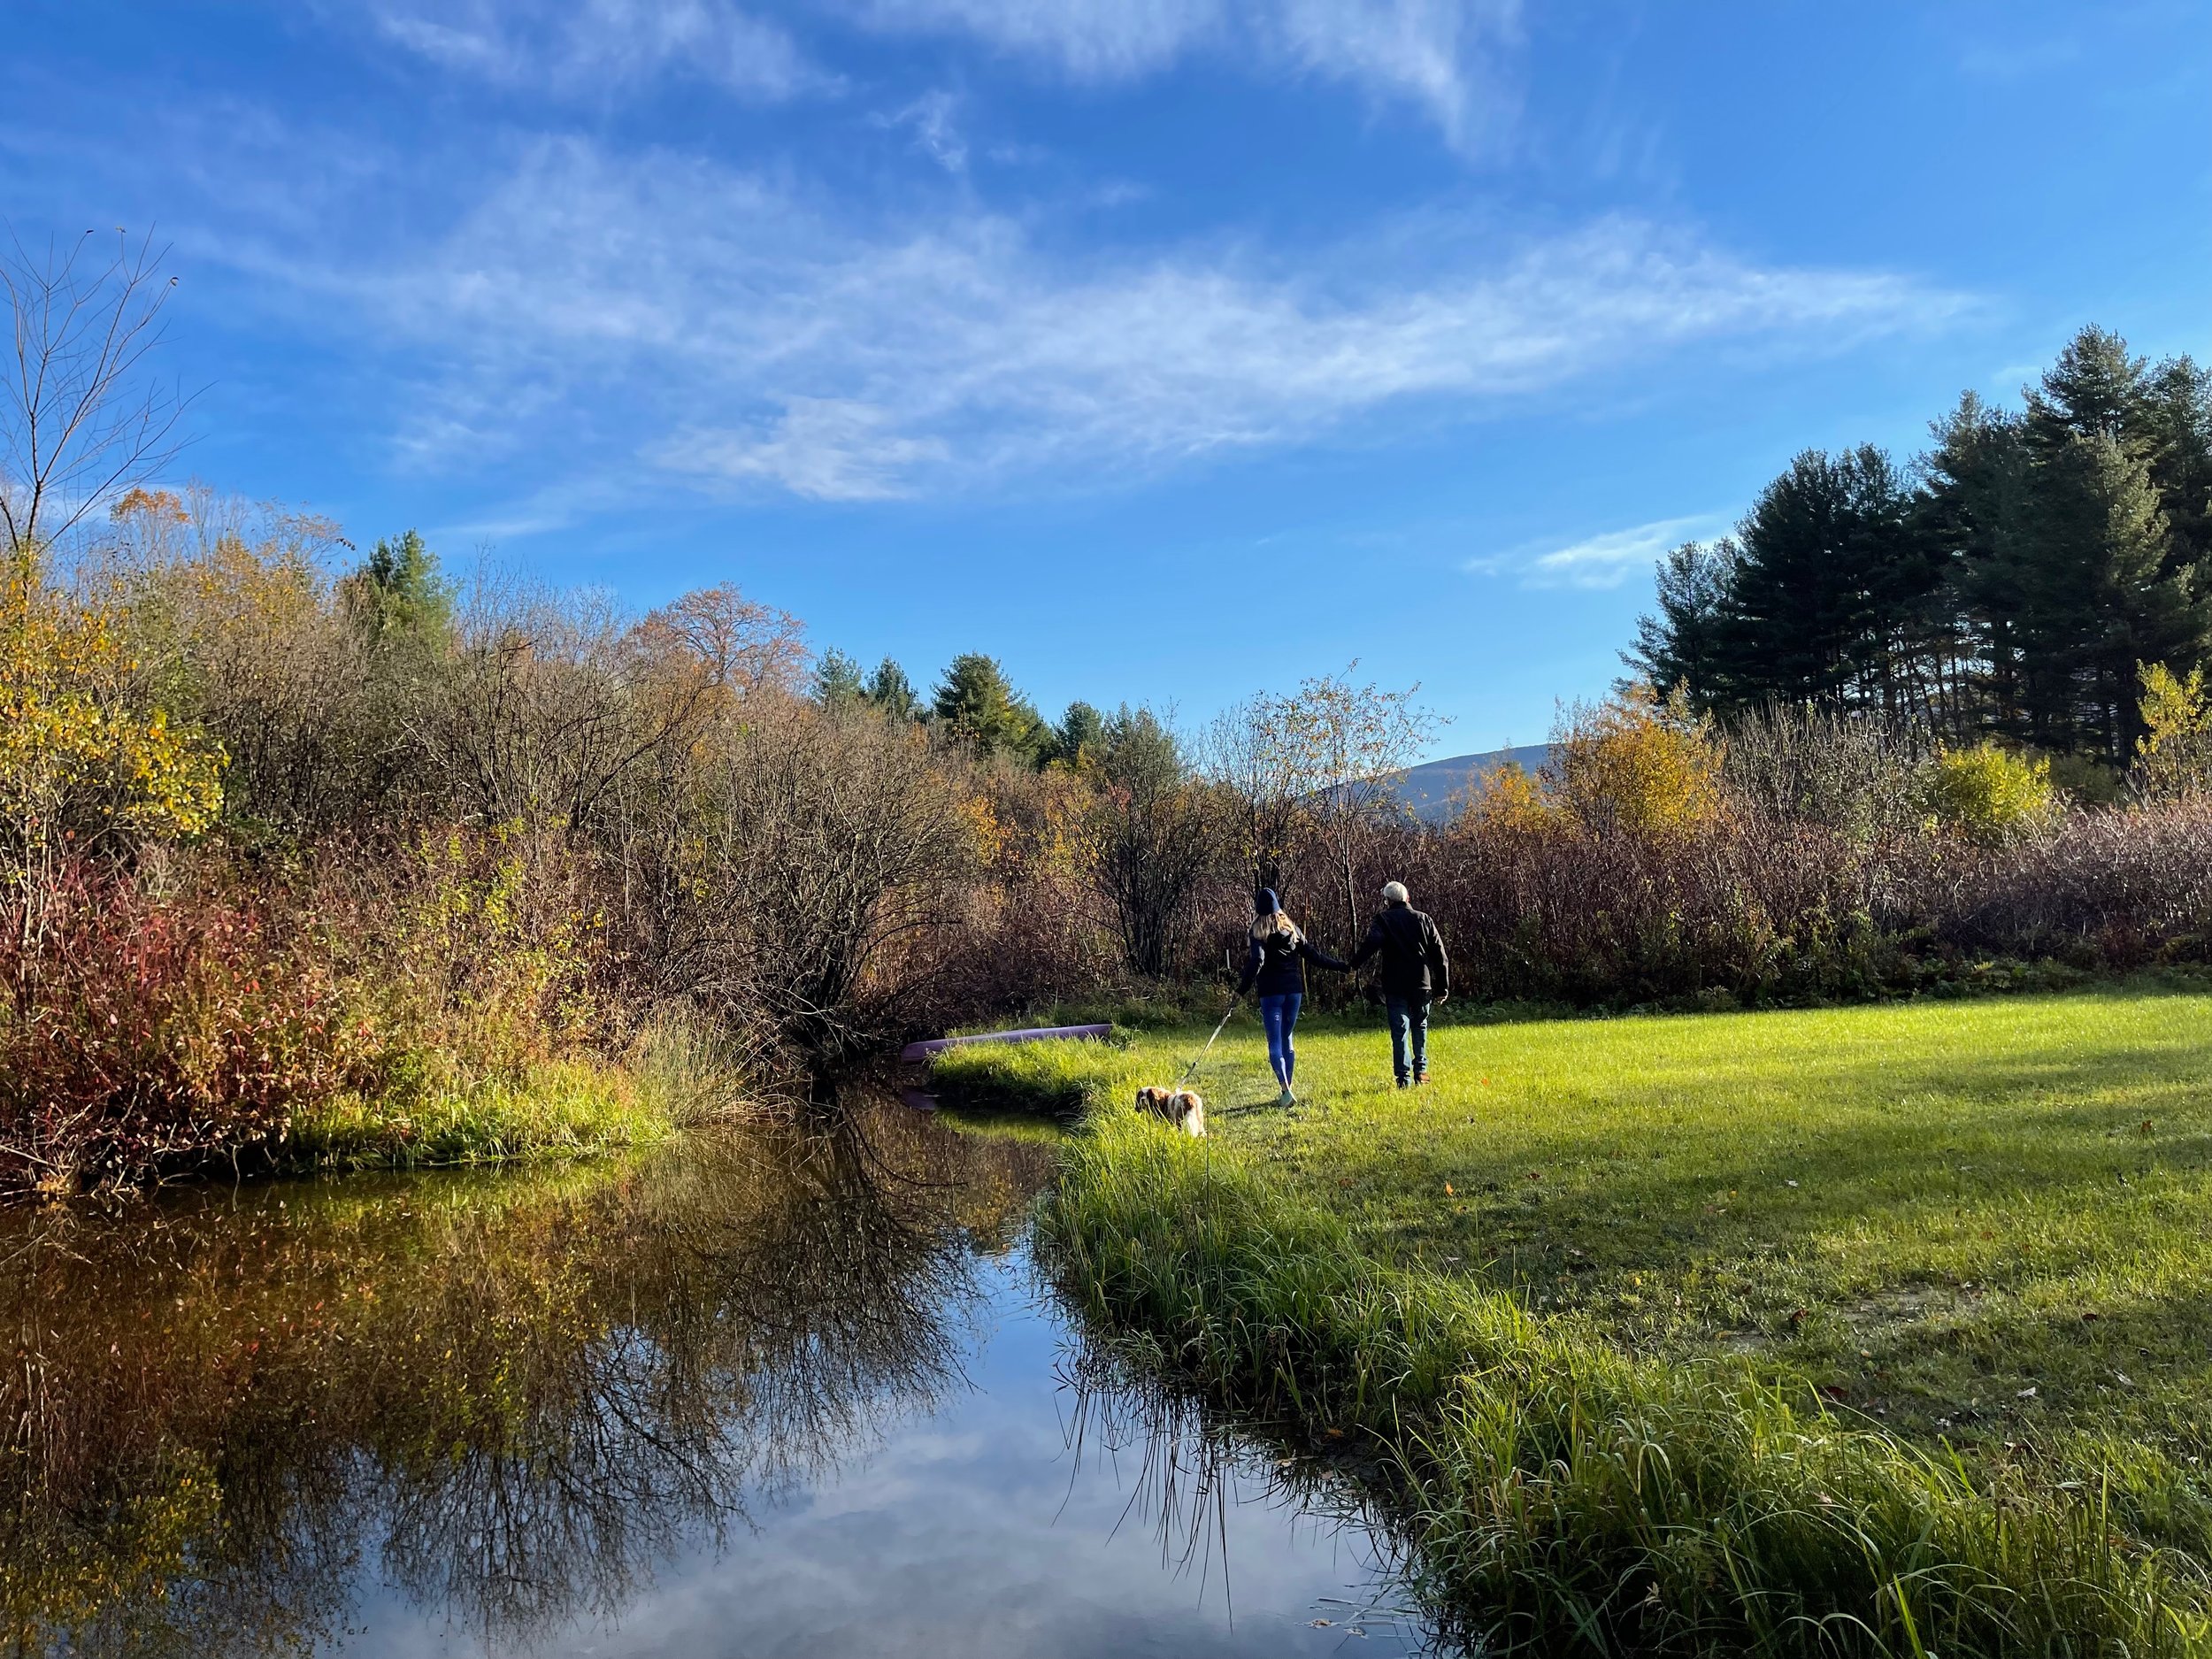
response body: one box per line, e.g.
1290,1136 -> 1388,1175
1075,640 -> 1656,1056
1348,902 -> 1449,1001
1238,926 -> 1348,998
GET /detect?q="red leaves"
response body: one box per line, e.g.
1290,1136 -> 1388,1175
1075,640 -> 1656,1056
1,857 -> 340,1194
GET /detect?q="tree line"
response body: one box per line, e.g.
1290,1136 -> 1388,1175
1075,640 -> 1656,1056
1630,326 -> 2212,777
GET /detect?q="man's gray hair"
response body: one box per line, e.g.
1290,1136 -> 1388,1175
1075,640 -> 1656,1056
1381,880 -> 1410,905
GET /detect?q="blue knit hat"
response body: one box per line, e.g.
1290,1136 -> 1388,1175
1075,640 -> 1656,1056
1254,887 -> 1279,917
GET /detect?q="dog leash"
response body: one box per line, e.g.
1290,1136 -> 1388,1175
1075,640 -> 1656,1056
1174,997 -> 1241,1091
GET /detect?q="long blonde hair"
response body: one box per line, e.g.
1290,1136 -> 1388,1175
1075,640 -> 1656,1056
1251,909 -> 1302,946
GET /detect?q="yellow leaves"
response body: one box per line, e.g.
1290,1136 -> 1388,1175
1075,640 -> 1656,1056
1460,684 -> 1724,842
1921,742 -> 2055,842
0,549 -> 225,852
2135,661 -> 2212,802
1555,684 -> 1724,837
1460,759 -> 1557,838
959,793 -> 1006,870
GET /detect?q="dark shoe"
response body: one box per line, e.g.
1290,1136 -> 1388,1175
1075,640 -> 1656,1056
1394,1076 -> 1409,1089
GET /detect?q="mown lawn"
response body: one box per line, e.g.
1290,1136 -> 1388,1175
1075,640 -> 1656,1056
1060,987 -> 2212,1474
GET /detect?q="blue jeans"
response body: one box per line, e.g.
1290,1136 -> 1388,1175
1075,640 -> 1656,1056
1385,995 -> 1430,1083
1258,993 -> 1302,1088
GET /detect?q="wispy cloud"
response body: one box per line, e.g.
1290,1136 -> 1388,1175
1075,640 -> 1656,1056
226,140 -> 1967,506
873,88 -> 969,173
850,0 -> 1522,152
1472,513 -> 1727,590
361,0 -> 832,101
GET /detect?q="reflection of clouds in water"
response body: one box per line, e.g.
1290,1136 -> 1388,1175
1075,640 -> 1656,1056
4,1102 -> 1440,1658
344,1252 -> 1432,1658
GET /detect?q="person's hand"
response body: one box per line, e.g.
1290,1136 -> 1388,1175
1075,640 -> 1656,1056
1436,991 -> 1449,1007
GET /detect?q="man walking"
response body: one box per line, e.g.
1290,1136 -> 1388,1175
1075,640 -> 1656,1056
1347,880 -> 1450,1087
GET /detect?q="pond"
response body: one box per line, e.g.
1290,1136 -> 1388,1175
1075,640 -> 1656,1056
2,1099 -> 1457,1657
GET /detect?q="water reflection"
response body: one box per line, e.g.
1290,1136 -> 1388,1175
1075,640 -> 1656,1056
2,1100 -> 1444,1657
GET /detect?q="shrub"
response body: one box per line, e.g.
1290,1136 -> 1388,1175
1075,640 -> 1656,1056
2135,660 -> 2212,802
1552,683 -> 1725,838
0,862 -> 347,1194
1923,741 -> 2057,841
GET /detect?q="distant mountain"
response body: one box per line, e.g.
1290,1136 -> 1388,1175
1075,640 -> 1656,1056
1386,744 -> 1550,825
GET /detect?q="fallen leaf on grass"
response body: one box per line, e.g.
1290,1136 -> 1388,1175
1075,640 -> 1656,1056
2016,1386 -> 2038,1399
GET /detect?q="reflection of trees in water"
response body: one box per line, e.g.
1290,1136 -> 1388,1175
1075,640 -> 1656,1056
0,1098 -> 1053,1656
1051,1297 -> 1449,1655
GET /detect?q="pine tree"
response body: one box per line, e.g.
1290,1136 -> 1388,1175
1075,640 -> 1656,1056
931,653 -> 1045,757
2029,325 -> 2147,443
2143,354 -> 2212,572
1923,392 -> 2034,739
1048,700 -> 1106,767
348,529 -> 453,650
1710,446 -> 1923,711
813,648 -> 865,708
1624,539 -> 1738,709
2042,432 -> 2208,760
865,657 -> 919,721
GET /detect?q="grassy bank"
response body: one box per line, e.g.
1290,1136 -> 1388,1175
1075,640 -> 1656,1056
945,986 -> 2212,1653
280,1058 -> 676,1171
274,1012 -> 756,1173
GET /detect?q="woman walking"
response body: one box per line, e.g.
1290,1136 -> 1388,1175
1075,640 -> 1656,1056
1235,888 -> 1347,1108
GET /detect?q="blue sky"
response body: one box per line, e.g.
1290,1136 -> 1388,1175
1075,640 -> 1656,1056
6,1 -> 2208,756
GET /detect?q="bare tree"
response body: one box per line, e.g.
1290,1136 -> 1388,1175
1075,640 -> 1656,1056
1202,693 -> 1311,897
1283,667 -> 1441,944
1204,667 -> 1440,945
2,229 -> 188,555
1082,709 -> 1217,978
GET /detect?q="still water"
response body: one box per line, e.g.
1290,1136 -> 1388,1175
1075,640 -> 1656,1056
3,1102 -> 1451,1657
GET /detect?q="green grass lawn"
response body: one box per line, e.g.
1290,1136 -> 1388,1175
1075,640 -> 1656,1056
937,983 -> 2212,1650
1042,987 -> 2212,1471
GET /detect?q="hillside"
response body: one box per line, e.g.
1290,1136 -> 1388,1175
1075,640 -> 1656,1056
1386,743 -> 1548,824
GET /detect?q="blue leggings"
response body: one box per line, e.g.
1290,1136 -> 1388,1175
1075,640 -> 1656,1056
1258,993 -> 1302,1087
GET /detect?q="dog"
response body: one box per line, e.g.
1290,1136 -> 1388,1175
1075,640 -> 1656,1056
1133,1085 -> 1208,1138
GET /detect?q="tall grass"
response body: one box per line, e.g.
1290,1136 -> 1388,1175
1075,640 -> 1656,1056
926,1033 -> 1138,1117
1011,1041 -> 2211,1655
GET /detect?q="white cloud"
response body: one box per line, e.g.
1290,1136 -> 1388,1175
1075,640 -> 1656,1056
349,0 -> 1514,148
1475,513 -> 1727,590
267,140 -> 1966,504
850,0 -> 1221,79
874,89 -> 969,173
657,400 -> 954,500
363,0 -> 830,101
850,0 -> 1521,151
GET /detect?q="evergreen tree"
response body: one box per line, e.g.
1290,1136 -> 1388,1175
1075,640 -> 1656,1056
2143,353 -> 2212,572
2022,430 -> 2206,760
1625,539 -> 1738,708
2028,325 -> 2147,444
348,529 -> 453,650
1709,446 -> 1924,711
931,652 -> 1045,757
1048,700 -> 1106,767
1923,392 -> 2035,739
1624,326 -> 2212,766
812,648 -> 866,709
865,657 -> 919,721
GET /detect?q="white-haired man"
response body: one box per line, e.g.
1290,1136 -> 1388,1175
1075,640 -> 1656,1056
1345,880 -> 1451,1087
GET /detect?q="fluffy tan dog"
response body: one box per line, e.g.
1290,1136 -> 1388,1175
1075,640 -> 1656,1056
1133,1085 -> 1207,1137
